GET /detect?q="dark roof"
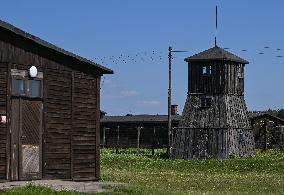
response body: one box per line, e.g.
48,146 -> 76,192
185,46 -> 249,64
101,114 -> 182,124
102,113 -> 284,125
249,112 -> 284,125
0,20 -> 113,74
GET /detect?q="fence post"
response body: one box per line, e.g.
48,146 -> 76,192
264,120 -> 268,151
281,126 -> 284,150
116,125 -> 120,154
152,126 -> 156,155
137,127 -> 141,149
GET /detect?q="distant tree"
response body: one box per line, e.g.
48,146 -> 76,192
277,109 -> 284,119
250,109 -> 284,119
266,108 -> 278,117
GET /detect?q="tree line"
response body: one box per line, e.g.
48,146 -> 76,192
260,109 -> 284,119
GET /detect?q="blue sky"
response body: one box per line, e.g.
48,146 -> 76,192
1,1 -> 284,115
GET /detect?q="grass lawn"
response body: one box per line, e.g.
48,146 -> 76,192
0,149 -> 283,194
100,149 -> 284,195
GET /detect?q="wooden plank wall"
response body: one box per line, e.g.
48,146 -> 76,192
44,64 -> 72,179
253,120 -> 284,150
72,72 -> 98,180
188,62 -> 245,95
0,62 -> 7,180
173,128 -> 228,159
0,29 -> 101,180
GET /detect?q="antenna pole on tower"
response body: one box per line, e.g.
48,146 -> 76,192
215,5 -> 218,46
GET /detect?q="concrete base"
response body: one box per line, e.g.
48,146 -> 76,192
0,180 -> 128,193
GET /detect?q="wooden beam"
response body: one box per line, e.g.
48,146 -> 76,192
152,126 -> 156,155
137,127 -> 141,149
6,62 -> 11,181
70,70 -> 74,180
116,125 -> 119,154
102,127 -> 106,147
95,77 -> 101,179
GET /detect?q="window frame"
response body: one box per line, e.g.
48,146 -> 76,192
11,78 -> 26,96
26,79 -> 43,98
11,69 -> 43,99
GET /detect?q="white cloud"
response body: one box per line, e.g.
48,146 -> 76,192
120,90 -> 139,97
142,100 -> 161,106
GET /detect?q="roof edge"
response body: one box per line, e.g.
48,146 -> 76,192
184,46 -> 249,64
184,58 -> 249,64
0,20 -> 113,74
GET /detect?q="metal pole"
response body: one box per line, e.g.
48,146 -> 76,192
168,46 -> 172,156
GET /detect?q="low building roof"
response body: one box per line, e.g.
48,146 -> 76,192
185,46 -> 249,64
249,112 -> 284,125
101,113 -> 284,126
0,20 -> 113,74
101,114 -> 182,124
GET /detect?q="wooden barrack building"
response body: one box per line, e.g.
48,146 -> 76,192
0,20 -> 113,181
250,112 -> 284,150
101,114 -> 181,149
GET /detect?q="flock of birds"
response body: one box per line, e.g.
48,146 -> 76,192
95,46 -> 283,67
224,46 -> 283,58
94,50 -> 164,67
97,46 -> 283,86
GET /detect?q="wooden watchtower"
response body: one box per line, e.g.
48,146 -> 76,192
172,45 -> 255,159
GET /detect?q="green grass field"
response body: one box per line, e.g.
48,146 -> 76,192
0,149 -> 283,194
100,149 -> 284,195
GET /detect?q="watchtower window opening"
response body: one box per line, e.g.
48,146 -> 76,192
201,98 -> 211,108
202,65 -> 212,75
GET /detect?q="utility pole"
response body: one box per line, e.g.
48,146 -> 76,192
167,46 -> 172,156
167,46 -> 188,157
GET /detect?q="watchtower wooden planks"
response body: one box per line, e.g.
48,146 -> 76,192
0,20 -> 113,181
173,46 -> 255,159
